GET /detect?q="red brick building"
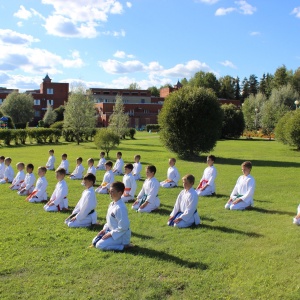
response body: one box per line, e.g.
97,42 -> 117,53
0,87 -> 19,105
26,74 -> 69,123
89,87 -> 164,129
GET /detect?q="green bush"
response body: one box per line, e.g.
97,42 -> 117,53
50,121 -> 64,129
0,130 -> 13,145
128,128 -> 136,139
146,124 -> 160,132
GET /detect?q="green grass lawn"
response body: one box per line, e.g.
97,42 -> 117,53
0,132 -> 299,300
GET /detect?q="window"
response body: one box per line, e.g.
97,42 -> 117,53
47,88 -> 53,94
47,100 -> 54,106
34,111 -> 41,117
0,99 -> 2,104
34,99 -> 40,105
141,99 -> 145,103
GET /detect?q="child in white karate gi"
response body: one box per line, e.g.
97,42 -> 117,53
168,174 -> 200,228
95,161 -> 114,194
65,173 -> 97,228
132,165 -> 160,213
225,161 -> 256,210
293,205 -> 300,225
69,157 -> 84,180
26,166 -> 48,202
9,162 -> 25,190
92,181 -> 132,251
44,168 -> 68,212
112,152 -> 124,176
18,164 -> 35,196
58,153 -> 69,174
132,154 -> 142,180
121,163 -> 137,203
196,155 -> 217,196
160,158 -> 180,188
0,157 -> 14,184
46,149 -> 55,170
96,152 -> 106,171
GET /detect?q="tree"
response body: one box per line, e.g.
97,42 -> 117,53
94,128 -> 120,157
241,77 -> 250,102
234,77 -> 241,100
249,74 -> 259,96
158,86 -> 223,157
291,67 -> 300,94
242,93 -> 266,130
108,95 -> 129,138
63,86 -> 96,145
53,105 -> 65,122
1,91 -> 34,124
189,71 -> 220,96
220,104 -> 245,138
218,75 -> 235,99
180,78 -> 188,86
128,82 -> 141,90
275,110 -> 300,150
273,65 -> 291,89
269,84 -> 299,109
147,86 -> 160,97
43,105 -> 57,127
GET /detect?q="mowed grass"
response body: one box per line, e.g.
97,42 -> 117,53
0,132 -> 299,300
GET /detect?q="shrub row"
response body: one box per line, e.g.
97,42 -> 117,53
146,124 -> 160,132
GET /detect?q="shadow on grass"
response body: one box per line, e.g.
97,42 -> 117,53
126,245 -> 208,270
151,208 -> 171,216
200,224 -> 263,238
201,216 -> 215,222
249,207 -> 295,216
131,232 -> 154,240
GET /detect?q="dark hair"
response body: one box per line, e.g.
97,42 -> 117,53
124,163 -> 133,171
146,165 -> 156,174
100,152 -> 105,156
242,161 -> 252,170
62,153 -> 67,158
38,166 -> 47,173
105,161 -> 113,168
135,154 -> 141,160
77,157 -> 83,163
208,155 -> 216,162
170,158 -> 176,163
26,163 -> 34,170
111,181 -> 125,194
56,168 -> 66,176
0,156 -> 5,160
83,173 -> 96,184
182,174 -> 195,185
117,152 -> 122,156
49,149 -> 54,153
87,158 -> 94,164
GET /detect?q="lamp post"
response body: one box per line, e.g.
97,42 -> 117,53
295,100 -> 299,110
254,107 -> 258,130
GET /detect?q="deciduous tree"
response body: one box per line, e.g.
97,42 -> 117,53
94,128 -> 120,157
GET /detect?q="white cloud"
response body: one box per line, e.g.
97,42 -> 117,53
126,2 -> 132,8
215,7 -> 236,16
113,50 -> 135,59
0,30 -> 84,74
17,22 -> 23,27
220,60 -> 237,69
235,0 -> 256,15
195,0 -> 219,4
250,31 -> 260,36
13,5 -> 32,20
291,7 -> 300,18
99,57 -> 215,79
0,29 -> 39,45
0,72 -> 45,90
41,0 -> 125,38
100,30 -> 126,37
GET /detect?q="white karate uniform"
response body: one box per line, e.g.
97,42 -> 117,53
46,155 -> 55,170
28,176 -> 48,202
225,174 -> 256,210
160,166 -> 180,188
93,199 -> 131,251
96,158 -> 106,171
0,165 -> 14,184
95,170 -> 114,194
70,164 -> 84,180
44,179 -> 68,212
132,177 -> 160,213
132,162 -> 142,180
10,170 -> 25,190
196,165 -> 217,196
121,173 -> 137,202
113,158 -> 124,175
65,186 -> 97,227
18,173 -> 36,195
168,188 -> 200,228
58,160 -> 69,174
87,165 -> 96,176
0,162 -> 5,179
293,204 -> 300,225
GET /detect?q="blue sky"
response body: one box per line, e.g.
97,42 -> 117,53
0,0 -> 299,91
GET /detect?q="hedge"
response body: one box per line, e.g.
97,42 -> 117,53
145,124 -> 160,132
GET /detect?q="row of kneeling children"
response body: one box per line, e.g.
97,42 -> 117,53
2,152 -> 299,252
